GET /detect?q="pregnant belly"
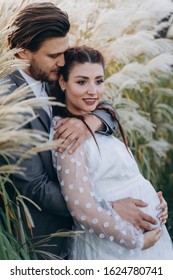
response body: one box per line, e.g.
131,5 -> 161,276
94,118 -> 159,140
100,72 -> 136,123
94,174 -> 161,226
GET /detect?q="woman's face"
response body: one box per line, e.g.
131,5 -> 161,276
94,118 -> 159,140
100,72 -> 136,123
60,62 -> 105,115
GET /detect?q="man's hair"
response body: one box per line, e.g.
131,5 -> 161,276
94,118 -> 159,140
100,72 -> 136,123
8,2 -> 70,51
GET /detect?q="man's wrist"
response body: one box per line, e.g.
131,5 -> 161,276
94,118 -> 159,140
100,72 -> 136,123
85,114 -> 105,133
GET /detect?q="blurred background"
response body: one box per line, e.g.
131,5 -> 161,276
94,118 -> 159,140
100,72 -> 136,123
0,0 -> 173,258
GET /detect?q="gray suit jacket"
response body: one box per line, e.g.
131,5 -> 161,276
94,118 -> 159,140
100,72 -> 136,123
0,70 -> 117,259
1,70 -> 73,259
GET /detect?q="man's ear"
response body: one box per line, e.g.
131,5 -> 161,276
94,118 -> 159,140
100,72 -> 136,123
17,49 -> 29,59
59,75 -> 66,91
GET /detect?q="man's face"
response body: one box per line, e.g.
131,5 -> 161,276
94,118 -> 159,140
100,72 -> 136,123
21,35 -> 69,82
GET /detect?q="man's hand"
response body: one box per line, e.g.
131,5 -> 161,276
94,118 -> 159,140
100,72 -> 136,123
157,191 -> 168,225
53,115 -> 102,154
53,117 -> 88,154
112,192 -> 168,231
112,197 -> 157,231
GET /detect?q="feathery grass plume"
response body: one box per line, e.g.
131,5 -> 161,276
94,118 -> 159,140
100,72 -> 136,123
57,0 -> 173,238
0,84 -> 63,160
60,0 -> 173,177
0,84 -> 66,259
0,2 -> 65,258
1,0 -> 173,252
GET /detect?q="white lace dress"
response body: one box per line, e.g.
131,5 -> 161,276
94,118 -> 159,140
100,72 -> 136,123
50,117 -> 173,260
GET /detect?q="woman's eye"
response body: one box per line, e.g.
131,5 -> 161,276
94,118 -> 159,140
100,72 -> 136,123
96,79 -> 104,84
77,80 -> 86,85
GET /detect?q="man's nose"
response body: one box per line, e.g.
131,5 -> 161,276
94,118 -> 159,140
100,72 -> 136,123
56,54 -> 65,67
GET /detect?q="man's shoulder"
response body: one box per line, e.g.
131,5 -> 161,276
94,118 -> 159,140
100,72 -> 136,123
0,71 -> 23,95
0,73 -> 12,83
0,70 -> 27,90
0,70 -> 18,83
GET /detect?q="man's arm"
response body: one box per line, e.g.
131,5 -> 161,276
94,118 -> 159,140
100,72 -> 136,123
53,100 -> 118,154
53,115 -> 101,154
12,152 -> 70,217
91,100 -> 118,134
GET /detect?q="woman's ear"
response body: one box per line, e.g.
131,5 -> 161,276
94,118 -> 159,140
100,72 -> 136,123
59,75 -> 66,91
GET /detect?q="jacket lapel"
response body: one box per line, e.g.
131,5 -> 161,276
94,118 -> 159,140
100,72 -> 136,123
10,70 -> 27,87
34,108 -> 50,133
10,71 -> 50,132
10,71 -> 56,179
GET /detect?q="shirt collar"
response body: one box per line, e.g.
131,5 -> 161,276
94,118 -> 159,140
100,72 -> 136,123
18,69 -> 45,98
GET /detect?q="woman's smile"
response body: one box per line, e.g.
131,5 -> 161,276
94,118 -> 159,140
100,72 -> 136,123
82,98 -> 99,106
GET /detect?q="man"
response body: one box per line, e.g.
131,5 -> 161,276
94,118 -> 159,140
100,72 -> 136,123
0,2 -> 167,259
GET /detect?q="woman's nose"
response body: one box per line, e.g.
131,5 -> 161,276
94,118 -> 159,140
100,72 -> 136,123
87,84 -> 97,94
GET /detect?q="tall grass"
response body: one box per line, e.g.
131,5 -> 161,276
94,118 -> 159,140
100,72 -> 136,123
0,1 -> 65,259
0,0 -> 173,259
58,0 -> 173,238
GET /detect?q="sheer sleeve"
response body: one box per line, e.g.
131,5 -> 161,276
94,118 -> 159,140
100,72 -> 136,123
51,122 -> 144,250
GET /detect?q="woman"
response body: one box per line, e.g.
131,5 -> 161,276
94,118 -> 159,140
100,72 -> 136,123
50,45 -> 173,259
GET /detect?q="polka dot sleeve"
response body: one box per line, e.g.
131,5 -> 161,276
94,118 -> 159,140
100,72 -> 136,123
52,141 -> 144,251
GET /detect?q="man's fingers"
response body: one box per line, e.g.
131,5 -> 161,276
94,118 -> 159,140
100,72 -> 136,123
58,138 -> 83,154
132,198 -> 148,207
54,118 -> 69,129
57,133 -> 78,152
53,118 -> 88,153
138,212 -> 157,231
68,138 -> 83,154
54,125 -> 73,140
141,212 -> 157,226
140,220 -> 155,231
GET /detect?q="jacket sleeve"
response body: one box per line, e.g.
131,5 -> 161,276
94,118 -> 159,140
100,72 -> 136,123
91,100 -> 118,135
0,74 -> 70,217
12,151 -> 70,217
9,116 -> 70,217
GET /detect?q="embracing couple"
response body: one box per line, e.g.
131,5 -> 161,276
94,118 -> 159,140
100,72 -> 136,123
1,2 -> 172,260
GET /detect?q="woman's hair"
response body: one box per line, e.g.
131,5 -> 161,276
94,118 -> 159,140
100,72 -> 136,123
60,45 -> 105,81
8,2 -> 70,52
52,45 -> 129,153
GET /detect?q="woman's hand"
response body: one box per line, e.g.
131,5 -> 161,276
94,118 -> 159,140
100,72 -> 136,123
157,191 -> 168,225
142,227 -> 162,250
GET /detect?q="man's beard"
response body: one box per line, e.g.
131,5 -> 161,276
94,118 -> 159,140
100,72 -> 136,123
29,64 -> 50,82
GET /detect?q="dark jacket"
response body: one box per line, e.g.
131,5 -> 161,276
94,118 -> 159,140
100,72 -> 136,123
0,70 -> 117,259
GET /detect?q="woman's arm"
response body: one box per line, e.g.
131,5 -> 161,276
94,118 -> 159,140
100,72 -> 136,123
53,142 -> 144,251
53,113 -> 168,230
